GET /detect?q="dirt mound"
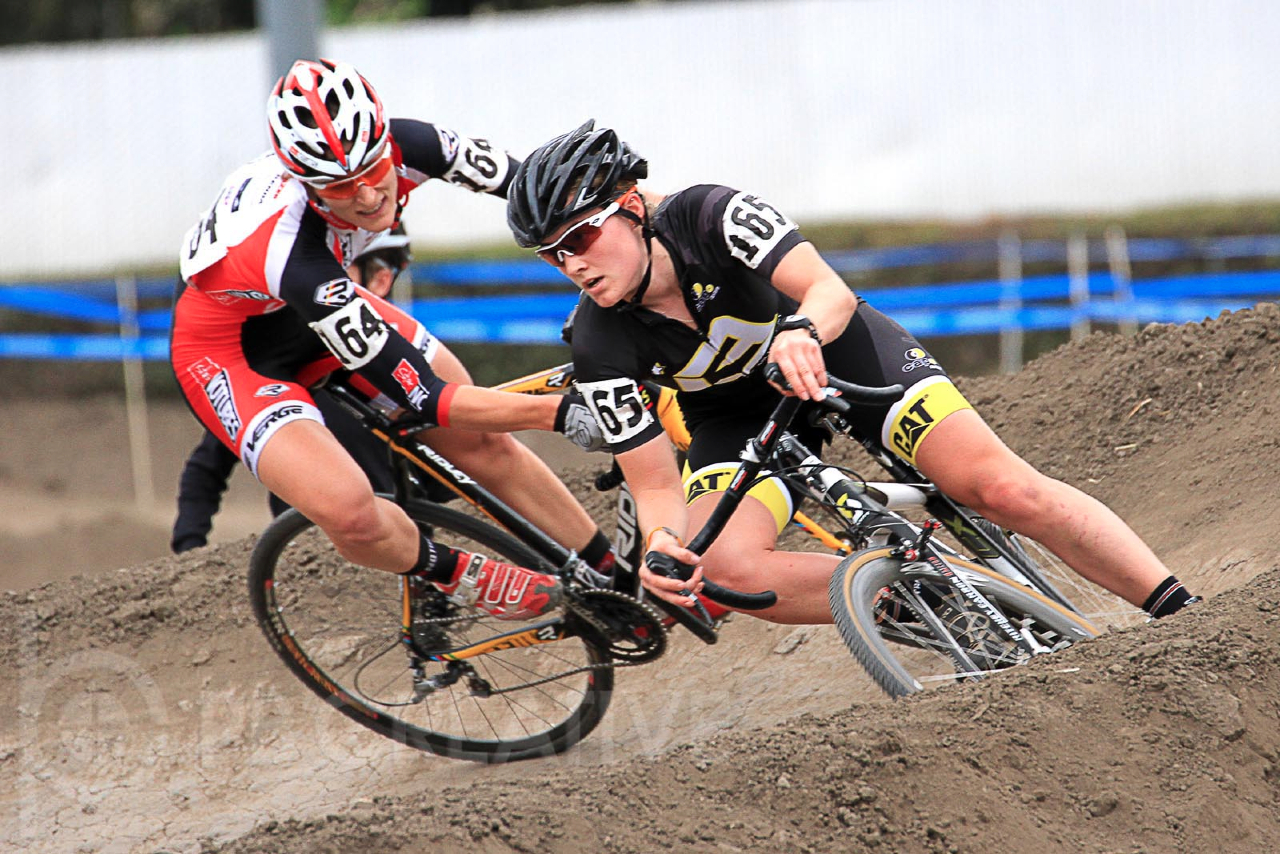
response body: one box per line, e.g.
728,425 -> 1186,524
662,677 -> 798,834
213,570 -> 1280,854
5,304 -> 1280,853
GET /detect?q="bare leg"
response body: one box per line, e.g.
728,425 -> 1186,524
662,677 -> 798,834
257,420 -> 419,573
421,343 -> 601,552
913,409 -> 1168,607
690,493 -> 838,625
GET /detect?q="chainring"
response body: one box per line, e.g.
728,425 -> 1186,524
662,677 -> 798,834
567,588 -> 668,663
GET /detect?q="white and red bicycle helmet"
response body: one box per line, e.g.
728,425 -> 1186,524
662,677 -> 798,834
267,59 -> 390,185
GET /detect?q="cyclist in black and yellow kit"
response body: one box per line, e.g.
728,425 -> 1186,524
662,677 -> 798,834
506,120 -> 1198,625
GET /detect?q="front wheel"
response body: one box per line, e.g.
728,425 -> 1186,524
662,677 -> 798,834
829,548 -> 1098,698
248,498 -> 614,763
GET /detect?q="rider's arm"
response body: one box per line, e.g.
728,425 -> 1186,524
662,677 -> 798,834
766,244 -> 857,401
390,118 -> 518,198
770,243 -> 858,345
615,436 -> 705,607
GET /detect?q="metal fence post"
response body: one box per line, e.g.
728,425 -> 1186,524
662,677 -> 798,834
1105,224 -> 1137,335
116,274 -> 155,511
998,229 -> 1024,373
1067,231 -> 1091,341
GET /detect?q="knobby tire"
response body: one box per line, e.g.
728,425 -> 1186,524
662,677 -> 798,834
248,498 -> 614,763
828,548 -> 1099,698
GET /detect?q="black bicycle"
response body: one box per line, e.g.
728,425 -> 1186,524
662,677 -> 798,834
247,364 -> 1135,762
247,368 -> 783,764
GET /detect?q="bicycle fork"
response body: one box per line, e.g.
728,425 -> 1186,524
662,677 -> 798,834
894,525 -> 1055,662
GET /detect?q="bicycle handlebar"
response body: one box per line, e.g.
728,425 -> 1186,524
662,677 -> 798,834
639,365 -> 905,613
643,550 -> 779,611
762,363 -> 904,411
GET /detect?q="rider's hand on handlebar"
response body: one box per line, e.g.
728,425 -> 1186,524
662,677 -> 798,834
640,532 -> 705,607
767,330 -> 828,401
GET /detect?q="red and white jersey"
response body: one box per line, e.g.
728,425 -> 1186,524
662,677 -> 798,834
173,118 -> 516,427
180,118 -> 513,315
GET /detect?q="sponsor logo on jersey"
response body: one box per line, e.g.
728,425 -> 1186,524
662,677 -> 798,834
202,368 -> 242,441
314,278 -> 356,307
673,315 -> 773,392
691,282 -> 720,311
436,128 -> 460,162
392,359 -> 430,411
187,356 -> 221,385
902,347 -> 941,373
255,383 -> 290,398
209,288 -> 275,304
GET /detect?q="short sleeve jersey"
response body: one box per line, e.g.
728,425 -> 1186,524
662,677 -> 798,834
176,119 -> 515,421
571,184 -> 807,453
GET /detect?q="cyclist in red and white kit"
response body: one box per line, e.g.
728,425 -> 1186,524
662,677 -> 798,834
171,60 -> 613,620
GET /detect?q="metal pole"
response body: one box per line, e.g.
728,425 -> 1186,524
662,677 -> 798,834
116,274 -> 155,510
1105,224 -> 1137,336
256,0 -> 323,83
1067,232 -> 1091,342
997,229 -> 1024,374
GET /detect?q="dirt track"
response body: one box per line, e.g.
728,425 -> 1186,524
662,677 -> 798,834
3,305 -> 1280,852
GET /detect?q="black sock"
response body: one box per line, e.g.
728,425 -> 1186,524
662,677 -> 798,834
404,534 -> 464,583
1142,575 -> 1194,618
580,529 -> 616,575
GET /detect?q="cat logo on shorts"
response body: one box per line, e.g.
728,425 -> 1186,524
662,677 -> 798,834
892,398 -> 936,458
883,377 -> 974,464
685,469 -> 734,502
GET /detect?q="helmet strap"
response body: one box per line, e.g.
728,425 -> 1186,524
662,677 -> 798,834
618,193 -> 655,310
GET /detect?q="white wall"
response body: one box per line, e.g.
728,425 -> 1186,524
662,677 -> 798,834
5,0 -> 1279,278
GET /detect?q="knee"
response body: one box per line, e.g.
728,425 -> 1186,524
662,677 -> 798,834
296,479 -> 384,550
951,471 -> 1053,527
700,540 -> 772,592
444,431 -> 527,471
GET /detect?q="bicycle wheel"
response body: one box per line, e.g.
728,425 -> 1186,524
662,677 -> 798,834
248,498 -> 614,763
968,519 -> 1146,631
829,547 -> 1098,698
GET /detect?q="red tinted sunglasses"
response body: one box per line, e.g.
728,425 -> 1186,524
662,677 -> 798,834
314,147 -> 394,200
536,192 -> 637,268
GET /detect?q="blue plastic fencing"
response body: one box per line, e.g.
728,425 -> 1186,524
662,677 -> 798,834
3,235 -> 1279,360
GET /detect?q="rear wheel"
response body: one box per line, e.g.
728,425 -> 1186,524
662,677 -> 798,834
829,548 -> 1098,698
248,499 -> 613,763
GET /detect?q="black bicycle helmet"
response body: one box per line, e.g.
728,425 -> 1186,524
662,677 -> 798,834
507,120 -> 648,248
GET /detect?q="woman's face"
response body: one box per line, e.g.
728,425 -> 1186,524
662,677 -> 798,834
538,192 -> 646,308
312,150 -> 399,232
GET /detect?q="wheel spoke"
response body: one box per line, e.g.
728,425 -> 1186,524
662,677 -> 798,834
248,504 -> 614,762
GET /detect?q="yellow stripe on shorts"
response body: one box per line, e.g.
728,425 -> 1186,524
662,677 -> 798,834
880,375 -> 974,465
682,463 -> 794,535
